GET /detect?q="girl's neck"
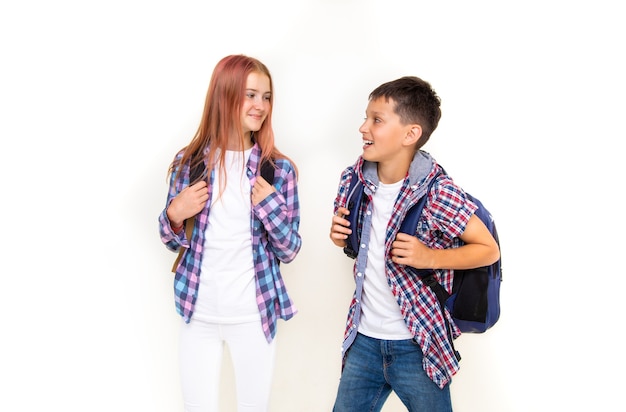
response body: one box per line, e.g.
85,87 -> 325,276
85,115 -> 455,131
226,133 -> 253,151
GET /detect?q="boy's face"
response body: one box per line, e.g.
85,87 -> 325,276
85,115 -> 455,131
359,97 -> 416,165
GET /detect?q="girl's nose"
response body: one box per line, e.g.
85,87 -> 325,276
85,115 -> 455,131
253,95 -> 268,108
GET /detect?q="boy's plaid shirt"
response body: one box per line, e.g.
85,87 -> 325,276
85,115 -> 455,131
333,152 -> 476,389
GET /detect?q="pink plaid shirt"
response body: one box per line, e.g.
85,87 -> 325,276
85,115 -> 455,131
159,144 -> 301,342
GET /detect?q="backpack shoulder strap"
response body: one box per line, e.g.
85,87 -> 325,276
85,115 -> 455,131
189,160 -> 205,183
260,158 -> 275,183
343,169 -> 364,259
398,177 -> 436,235
171,220 -> 193,272
402,171 -> 460,361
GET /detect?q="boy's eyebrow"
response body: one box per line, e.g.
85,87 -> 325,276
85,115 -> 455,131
367,110 -> 387,117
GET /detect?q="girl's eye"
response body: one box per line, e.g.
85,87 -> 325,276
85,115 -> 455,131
247,93 -> 255,99
263,95 -> 271,101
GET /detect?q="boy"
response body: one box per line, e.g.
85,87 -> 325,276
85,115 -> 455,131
329,76 -> 500,411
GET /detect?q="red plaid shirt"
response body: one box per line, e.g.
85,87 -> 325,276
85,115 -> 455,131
333,151 -> 476,388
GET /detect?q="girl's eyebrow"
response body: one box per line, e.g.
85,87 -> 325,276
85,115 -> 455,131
246,88 -> 272,96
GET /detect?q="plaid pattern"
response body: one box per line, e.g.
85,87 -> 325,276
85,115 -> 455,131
333,152 -> 477,389
159,144 -> 301,342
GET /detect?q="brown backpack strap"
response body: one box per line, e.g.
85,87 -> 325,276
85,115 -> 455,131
171,217 -> 195,273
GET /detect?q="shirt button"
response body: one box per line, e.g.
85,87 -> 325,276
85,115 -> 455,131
357,272 -> 363,277
360,244 -> 366,248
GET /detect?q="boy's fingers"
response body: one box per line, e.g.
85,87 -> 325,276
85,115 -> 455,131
335,207 -> 350,218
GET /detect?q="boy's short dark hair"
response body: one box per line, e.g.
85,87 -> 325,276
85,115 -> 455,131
369,76 -> 442,148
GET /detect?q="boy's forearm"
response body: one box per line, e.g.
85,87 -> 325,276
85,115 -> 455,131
427,243 -> 500,270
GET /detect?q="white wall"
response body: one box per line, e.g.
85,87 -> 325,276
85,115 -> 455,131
2,1 -> 624,411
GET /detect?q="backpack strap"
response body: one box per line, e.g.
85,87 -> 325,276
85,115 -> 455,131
170,216 -> 195,272
401,172 -> 461,361
342,170 -> 364,259
260,158 -> 275,183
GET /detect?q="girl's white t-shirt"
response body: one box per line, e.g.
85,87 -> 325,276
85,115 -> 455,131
194,148 -> 259,323
358,179 -> 414,340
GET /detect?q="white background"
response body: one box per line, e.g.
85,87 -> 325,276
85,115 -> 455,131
1,1 -> 624,411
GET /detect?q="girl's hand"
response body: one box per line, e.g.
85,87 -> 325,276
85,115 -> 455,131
167,180 -> 209,227
251,176 -> 275,206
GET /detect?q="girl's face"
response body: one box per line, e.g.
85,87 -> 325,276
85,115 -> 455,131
241,72 -> 271,135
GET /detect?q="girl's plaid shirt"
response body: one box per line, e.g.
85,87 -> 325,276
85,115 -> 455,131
159,144 -> 301,342
333,153 -> 476,389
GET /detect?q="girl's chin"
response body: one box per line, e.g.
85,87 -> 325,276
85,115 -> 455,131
244,127 -> 260,135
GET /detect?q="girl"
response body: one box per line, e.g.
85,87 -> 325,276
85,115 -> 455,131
158,54 -> 301,412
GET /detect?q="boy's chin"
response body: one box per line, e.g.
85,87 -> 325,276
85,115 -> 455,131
362,151 -> 377,162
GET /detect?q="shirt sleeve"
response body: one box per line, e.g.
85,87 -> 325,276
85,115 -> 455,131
425,176 -> 478,242
158,151 -> 191,252
253,158 -> 302,263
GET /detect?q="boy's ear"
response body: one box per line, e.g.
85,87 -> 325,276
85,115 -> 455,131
403,125 -> 422,147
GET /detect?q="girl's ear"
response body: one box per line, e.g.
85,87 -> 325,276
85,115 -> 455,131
403,124 -> 422,147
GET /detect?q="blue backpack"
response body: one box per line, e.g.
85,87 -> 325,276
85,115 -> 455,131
343,169 -> 502,359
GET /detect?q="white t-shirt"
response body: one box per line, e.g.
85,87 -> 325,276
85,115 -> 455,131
194,148 -> 259,323
358,179 -> 414,340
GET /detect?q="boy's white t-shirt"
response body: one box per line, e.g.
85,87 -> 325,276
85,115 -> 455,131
194,148 -> 260,323
359,179 -> 414,340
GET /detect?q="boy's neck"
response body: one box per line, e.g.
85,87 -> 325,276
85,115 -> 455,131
376,157 -> 412,184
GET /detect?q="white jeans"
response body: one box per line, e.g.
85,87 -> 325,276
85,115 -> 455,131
178,318 -> 276,412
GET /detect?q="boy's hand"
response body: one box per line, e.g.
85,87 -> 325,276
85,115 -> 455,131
330,207 -> 352,247
167,180 -> 209,227
391,232 -> 433,268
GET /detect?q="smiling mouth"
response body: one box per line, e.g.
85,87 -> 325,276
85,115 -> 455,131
363,140 -> 373,146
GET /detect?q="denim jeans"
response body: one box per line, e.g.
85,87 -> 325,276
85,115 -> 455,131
333,333 -> 452,412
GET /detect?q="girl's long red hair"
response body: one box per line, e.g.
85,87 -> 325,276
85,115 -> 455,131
169,54 -> 297,186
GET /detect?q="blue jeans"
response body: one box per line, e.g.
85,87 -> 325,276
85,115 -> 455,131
333,333 -> 452,412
